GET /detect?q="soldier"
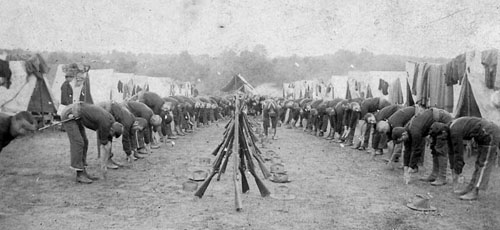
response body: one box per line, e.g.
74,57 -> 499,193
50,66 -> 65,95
61,103 -> 123,184
447,117 -> 500,200
392,108 -> 453,184
98,101 -> 145,166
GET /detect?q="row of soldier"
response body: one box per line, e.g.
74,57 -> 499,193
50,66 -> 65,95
0,90 -> 236,184
264,96 -> 498,201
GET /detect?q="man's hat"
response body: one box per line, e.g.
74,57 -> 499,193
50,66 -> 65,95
270,172 -> 291,183
150,115 -> 162,127
111,122 -> 123,138
189,170 -> 208,181
270,185 -> 296,200
376,120 -> 390,133
406,194 -> 436,211
391,127 -> 406,141
270,163 -> 286,174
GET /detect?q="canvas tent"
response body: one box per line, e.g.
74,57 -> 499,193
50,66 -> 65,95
453,50 -> 500,125
221,74 -> 255,93
51,64 -> 194,108
0,61 -> 57,114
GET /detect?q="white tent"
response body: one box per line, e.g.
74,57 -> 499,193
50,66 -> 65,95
0,61 -> 57,114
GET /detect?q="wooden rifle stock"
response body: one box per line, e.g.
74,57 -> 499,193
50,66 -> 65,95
194,170 -> 218,198
245,148 -> 270,197
241,121 -> 272,179
239,150 -> 250,193
195,138 -> 230,198
239,129 -> 270,197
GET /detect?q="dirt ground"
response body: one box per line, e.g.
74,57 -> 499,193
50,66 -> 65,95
1,118 -> 499,230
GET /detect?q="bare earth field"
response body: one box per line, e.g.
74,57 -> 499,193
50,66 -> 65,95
1,118 -> 499,230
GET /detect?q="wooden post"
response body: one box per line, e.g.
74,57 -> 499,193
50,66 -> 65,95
233,95 -> 243,211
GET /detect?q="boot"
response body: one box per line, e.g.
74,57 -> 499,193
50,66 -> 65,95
403,166 -> 410,184
175,125 -> 185,136
272,128 -> 278,140
325,130 -> 334,140
106,159 -> 119,169
420,156 -> 438,182
76,171 -> 93,184
459,187 -> 479,200
431,156 -> 448,186
133,152 -> 145,159
454,183 -> 473,195
351,140 -> 361,150
83,169 -> 99,181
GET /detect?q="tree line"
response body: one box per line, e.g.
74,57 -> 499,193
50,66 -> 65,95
2,46 -> 448,94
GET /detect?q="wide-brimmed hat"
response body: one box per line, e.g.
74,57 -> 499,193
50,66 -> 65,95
182,181 -> 198,192
262,150 -> 276,161
189,170 -> 208,181
270,185 -> 296,200
270,172 -> 291,183
270,163 -> 286,174
198,157 -> 211,166
406,194 -> 436,211
271,157 -> 283,164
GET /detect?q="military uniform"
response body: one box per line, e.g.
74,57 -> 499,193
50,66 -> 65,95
448,117 -> 500,200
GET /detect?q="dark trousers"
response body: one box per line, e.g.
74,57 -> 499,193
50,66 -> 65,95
371,129 -> 388,150
63,120 -> 88,170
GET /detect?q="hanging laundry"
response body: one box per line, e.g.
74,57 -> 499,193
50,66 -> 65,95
0,59 -> 12,89
481,49 -> 498,89
378,79 -> 389,95
117,80 -> 123,93
452,53 -> 466,85
366,84 -> 373,98
389,78 -> 404,104
346,82 -> 352,99
444,61 -> 454,86
406,78 -> 415,106
412,62 -> 420,95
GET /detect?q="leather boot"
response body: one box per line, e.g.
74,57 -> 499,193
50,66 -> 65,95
175,125 -> 185,136
459,187 -> 479,200
106,159 -> 119,169
420,156 -> 438,182
454,184 -> 473,195
351,140 -> 361,150
76,171 -> 93,184
83,169 -> 99,181
272,128 -> 278,140
431,156 -> 448,186
325,130 -> 334,140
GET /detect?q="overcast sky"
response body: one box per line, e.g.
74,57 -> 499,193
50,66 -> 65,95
1,0 -> 499,58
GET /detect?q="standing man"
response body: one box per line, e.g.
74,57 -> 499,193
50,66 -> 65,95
61,102 -> 123,184
263,99 -> 279,140
447,117 -> 500,200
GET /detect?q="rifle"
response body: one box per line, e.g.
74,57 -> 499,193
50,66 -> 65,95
239,127 -> 270,197
239,150 -> 250,193
194,144 -> 227,198
38,117 -> 79,131
241,120 -> 271,179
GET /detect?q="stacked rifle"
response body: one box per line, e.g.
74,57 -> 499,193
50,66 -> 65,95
195,99 -> 271,199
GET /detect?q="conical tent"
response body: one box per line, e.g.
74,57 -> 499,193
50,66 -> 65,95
0,61 -> 56,114
221,74 -> 254,93
453,50 -> 500,126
